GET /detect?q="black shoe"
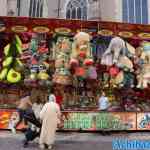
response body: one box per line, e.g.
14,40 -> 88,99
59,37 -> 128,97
23,140 -> 28,148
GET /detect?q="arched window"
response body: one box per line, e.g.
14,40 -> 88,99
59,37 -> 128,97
66,0 -> 87,20
122,0 -> 148,24
77,7 -> 81,19
29,0 -> 43,17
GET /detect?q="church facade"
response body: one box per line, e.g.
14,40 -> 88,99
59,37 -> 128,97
0,0 -> 149,24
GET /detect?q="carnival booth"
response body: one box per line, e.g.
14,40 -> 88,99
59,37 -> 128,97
0,17 -> 150,131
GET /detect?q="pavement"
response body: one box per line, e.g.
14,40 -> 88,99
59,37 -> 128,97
0,131 -> 150,150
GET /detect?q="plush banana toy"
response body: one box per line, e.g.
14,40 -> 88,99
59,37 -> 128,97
0,35 -> 23,83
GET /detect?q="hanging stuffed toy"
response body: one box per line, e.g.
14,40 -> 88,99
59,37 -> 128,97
70,32 -> 93,67
70,32 -> 94,80
101,36 -> 135,69
136,42 -> 150,88
101,36 -> 135,87
53,36 -> 72,85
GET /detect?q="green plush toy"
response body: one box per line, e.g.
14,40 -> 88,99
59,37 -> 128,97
0,35 -> 23,83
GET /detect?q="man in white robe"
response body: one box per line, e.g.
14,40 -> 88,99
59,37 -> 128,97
39,94 -> 61,149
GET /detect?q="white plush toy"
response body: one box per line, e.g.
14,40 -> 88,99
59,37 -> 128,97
101,36 -> 135,70
70,32 -> 93,66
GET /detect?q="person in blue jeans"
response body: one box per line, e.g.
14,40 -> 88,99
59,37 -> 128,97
11,91 -> 33,134
98,91 -> 110,111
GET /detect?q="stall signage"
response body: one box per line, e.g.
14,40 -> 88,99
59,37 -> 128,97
33,26 -> 50,33
11,25 -> 28,33
0,110 -> 137,131
62,112 -> 136,131
137,113 -> 150,130
0,20 -> 6,32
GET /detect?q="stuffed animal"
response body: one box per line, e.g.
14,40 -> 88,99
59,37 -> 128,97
101,36 -> 135,88
137,52 -> 150,88
135,42 -> 150,88
70,32 -> 93,67
101,36 -> 135,70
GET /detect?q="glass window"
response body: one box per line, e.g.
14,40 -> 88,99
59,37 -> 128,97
29,0 -> 43,17
77,7 -> 81,19
72,8 -> 76,19
142,0 -> 148,24
66,9 -> 71,19
135,0 -> 141,24
66,0 -> 87,20
128,0 -> 134,23
122,0 -> 148,24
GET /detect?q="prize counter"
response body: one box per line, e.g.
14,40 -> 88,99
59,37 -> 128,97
0,17 -> 149,131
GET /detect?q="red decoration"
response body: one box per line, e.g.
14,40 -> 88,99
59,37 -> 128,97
79,51 -> 86,58
84,59 -> 93,66
31,58 -> 38,65
38,47 -> 48,54
109,66 -> 119,77
75,67 -> 86,77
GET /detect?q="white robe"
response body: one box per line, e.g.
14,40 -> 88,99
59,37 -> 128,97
39,102 -> 61,145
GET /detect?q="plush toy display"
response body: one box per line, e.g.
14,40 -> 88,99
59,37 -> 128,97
24,35 -> 50,87
53,36 -> 72,85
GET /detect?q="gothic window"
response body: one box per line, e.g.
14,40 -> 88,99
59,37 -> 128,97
122,0 -> 148,24
77,7 -> 81,19
29,0 -> 43,17
17,0 -> 21,16
66,0 -> 87,20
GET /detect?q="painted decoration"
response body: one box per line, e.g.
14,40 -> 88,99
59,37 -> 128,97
98,29 -> 113,36
33,26 -> 50,33
137,113 -> 150,130
138,33 -> 150,39
11,26 -> 28,33
55,27 -> 71,35
118,31 -> 133,38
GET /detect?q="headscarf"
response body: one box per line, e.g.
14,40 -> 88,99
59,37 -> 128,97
48,94 -> 56,102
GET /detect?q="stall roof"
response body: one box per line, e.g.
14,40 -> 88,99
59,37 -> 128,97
0,16 -> 150,39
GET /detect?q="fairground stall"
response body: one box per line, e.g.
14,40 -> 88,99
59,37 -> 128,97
0,17 -> 149,131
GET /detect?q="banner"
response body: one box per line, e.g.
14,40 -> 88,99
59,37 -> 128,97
0,109 -> 137,131
61,112 -> 136,131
